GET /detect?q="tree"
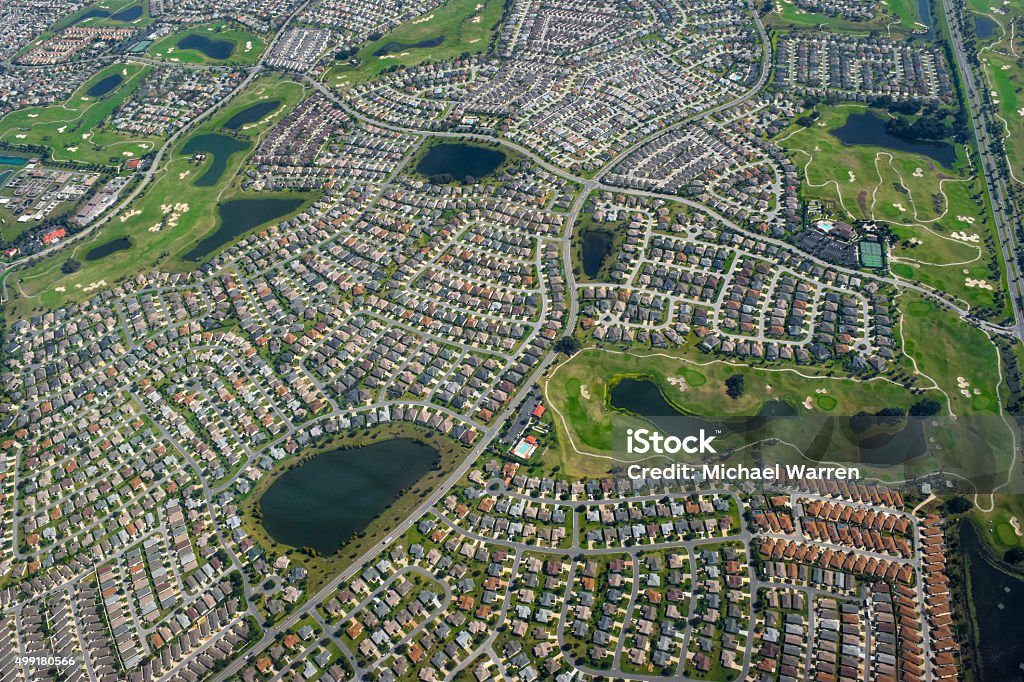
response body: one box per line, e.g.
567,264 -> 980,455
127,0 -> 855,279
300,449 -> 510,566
944,496 -> 972,514
61,258 -> 81,274
725,374 -> 744,399
909,399 -> 941,416
554,336 -> 581,355
1005,547 -> 1024,564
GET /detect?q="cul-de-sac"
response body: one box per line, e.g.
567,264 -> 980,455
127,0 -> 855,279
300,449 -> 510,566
0,0 -> 1022,680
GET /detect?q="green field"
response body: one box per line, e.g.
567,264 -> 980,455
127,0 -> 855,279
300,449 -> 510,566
7,78 -> 309,319
326,0 -> 505,87
777,104 -> 1009,315
0,63 -> 160,167
147,21 -> 265,65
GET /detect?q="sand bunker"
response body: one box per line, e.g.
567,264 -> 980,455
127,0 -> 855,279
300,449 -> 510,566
802,396 -> 814,410
893,202 -> 906,212
579,384 -> 591,400
81,279 -> 108,293
412,13 -> 435,23
965,278 -> 994,290
913,167 -> 924,177
950,230 -> 979,242
667,376 -> 689,391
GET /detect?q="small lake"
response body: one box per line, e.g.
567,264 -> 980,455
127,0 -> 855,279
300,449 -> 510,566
178,33 -> 234,60
76,4 -> 143,23
975,15 -> 998,39
961,521 -> 1024,681
915,0 -> 935,40
609,377 -> 798,437
85,237 -> 131,261
0,156 -> 28,167
581,229 -> 614,279
183,196 -> 305,261
832,112 -> 956,168
373,36 -> 444,56
258,439 -> 440,555
86,73 -> 123,98
416,143 -> 505,183
180,133 -> 250,186
223,100 -> 280,130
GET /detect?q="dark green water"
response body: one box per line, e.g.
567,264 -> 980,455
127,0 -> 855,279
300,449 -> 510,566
975,15 -> 998,39
611,377 -> 724,435
180,133 -> 250,186
223,100 -> 280,130
416,143 -> 505,183
581,229 -> 614,278
85,237 -> 131,261
832,112 -> 956,167
610,377 -> 796,430
961,521 -> 1024,681
75,4 -> 143,23
87,74 -> 123,97
915,0 -> 935,40
258,439 -> 440,555
179,34 -> 234,60
183,196 -> 304,261
373,36 -> 444,56
0,156 -> 28,166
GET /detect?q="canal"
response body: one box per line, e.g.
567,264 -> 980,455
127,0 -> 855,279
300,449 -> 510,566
961,520 -> 1024,681
258,439 -> 441,555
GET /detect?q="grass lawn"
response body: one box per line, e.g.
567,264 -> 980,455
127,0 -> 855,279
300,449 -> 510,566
326,0 -> 505,87
541,347 -> 932,477
7,77 -> 309,319
898,292 -> 1003,416
238,424 -> 468,597
777,104 -> 1009,317
0,63 -> 160,167
968,495 -> 1024,555
147,21 -> 265,65
897,292 -> 1016,491
765,0 -> 921,36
